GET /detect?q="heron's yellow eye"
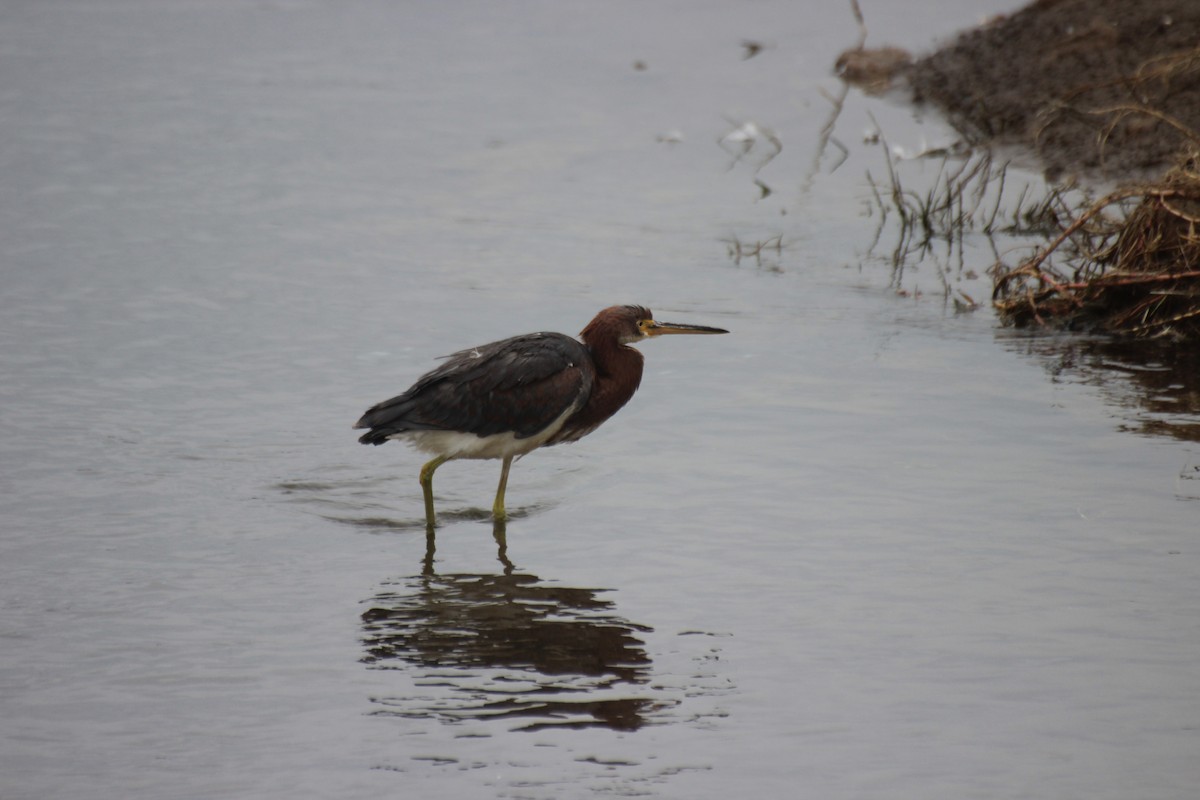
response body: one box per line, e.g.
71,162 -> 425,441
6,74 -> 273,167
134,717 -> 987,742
638,319 -> 654,334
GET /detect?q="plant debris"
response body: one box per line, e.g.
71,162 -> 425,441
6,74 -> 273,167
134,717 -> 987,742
993,151 -> 1200,338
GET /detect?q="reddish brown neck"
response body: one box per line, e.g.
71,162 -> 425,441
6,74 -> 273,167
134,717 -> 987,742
573,337 -> 644,432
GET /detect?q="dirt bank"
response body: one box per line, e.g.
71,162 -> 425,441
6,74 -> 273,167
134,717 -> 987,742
905,0 -> 1200,180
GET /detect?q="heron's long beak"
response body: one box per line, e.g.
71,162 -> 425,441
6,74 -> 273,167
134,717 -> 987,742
645,320 -> 729,336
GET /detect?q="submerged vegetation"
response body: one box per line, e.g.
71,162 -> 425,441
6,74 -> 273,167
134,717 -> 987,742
864,126 -> 1200,339
862,137 -> 1074,306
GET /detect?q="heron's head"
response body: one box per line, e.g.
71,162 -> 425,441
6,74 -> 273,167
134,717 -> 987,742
582,305 -> 729,347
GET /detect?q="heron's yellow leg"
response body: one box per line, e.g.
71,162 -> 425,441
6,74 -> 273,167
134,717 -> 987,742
492,455 -> 514,522
419,455 -> 449,527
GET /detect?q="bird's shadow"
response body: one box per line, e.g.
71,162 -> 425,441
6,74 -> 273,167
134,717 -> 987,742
325,504 -> 542,534
274,473 -> 550,532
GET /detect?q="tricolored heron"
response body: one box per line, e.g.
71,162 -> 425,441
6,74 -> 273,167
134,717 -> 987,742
354,305 -> 728,524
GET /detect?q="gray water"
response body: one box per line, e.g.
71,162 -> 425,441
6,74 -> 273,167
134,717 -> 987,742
3,1 -> 1199,798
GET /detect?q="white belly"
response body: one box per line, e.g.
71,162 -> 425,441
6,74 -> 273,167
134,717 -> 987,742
392,403 -> 578,461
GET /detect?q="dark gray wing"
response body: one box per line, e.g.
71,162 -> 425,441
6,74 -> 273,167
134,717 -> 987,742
354,332 -> 595,445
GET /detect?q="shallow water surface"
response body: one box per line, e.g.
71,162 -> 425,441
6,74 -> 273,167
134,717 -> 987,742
2,1 -> 1199,799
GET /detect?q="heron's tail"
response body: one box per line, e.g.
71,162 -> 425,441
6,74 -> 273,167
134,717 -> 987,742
356,428 -> 395,446
354,394 -> 421,445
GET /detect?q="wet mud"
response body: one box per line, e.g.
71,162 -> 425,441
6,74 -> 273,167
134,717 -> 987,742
905,0 -> 1200,180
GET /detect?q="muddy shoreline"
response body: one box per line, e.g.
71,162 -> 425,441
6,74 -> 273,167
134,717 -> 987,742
904,0 -> 1200,181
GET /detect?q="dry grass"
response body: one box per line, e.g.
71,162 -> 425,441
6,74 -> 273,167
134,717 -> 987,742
992,146 -> 1200,339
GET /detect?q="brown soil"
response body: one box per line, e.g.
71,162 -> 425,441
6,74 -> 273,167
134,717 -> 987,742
905,0 -> 1200,180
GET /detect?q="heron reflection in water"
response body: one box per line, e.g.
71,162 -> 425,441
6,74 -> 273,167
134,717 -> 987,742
361,525 -> 659,732
355,305 -> 727,524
